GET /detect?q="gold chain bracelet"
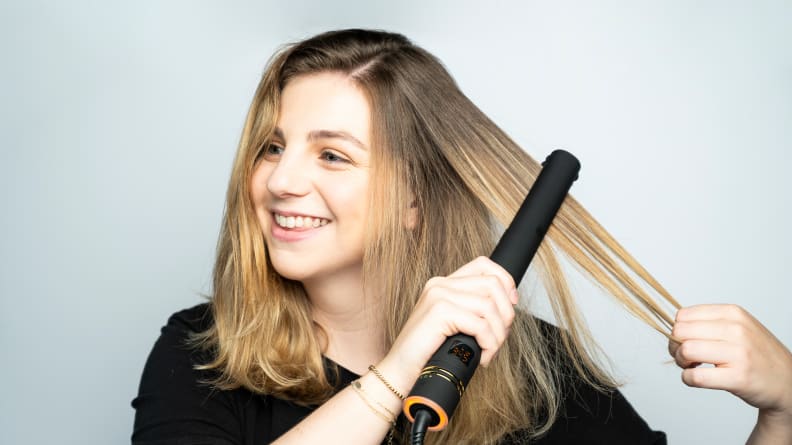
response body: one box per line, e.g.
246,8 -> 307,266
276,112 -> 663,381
368,364 -> 405,400
350,380 -> 396,444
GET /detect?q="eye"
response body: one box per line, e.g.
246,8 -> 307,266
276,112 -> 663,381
320,150 -> 349,164
258,143 -> 283,160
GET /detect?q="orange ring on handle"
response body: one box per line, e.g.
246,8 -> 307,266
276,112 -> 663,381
403,395 -> 449,432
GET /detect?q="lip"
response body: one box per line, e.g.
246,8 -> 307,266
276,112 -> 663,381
269,212 -> 327,242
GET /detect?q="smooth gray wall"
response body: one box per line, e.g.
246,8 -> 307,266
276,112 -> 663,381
2,1 -> 790,444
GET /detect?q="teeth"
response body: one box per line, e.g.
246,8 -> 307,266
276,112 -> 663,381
274,213 -> 328,229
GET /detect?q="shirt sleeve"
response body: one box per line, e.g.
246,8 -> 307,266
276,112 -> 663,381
131,305 -> 242,445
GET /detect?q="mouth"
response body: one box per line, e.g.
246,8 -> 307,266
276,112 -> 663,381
272,212 -> 330,230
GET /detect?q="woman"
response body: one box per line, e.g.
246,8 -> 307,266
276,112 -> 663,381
132,29 -> 792,444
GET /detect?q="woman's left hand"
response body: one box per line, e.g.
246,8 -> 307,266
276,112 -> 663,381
669,304 -> 792,442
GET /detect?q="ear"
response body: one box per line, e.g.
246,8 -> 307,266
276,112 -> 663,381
404,199 -> 419,229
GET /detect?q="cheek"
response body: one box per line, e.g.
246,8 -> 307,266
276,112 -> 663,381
250,164 -> 273,201
250,164 -> 276,225
327,177 -> 369,225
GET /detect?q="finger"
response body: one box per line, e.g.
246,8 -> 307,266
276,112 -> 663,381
674,339 -> 739,369
681,366 -> 743,393
449,256 -> 517,303
676,304 -> 753,323
429,300 -> 502,366
457,291 -> 509,348
667,338 -> 680,359
673,320 -> 753,343
424,285 -> 509,348
439,275 -> 516,329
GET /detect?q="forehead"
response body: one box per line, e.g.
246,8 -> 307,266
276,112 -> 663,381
277,72 -> 372,147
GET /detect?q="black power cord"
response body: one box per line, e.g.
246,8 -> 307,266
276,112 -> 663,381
410,408 -> 432,445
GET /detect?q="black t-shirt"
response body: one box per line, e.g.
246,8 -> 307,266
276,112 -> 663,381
131,304 -> 666,444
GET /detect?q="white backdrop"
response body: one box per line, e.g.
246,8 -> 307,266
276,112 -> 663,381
1,1 -> 790,444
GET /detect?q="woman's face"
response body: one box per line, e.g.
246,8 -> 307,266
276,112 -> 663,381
250,72 -> 372,288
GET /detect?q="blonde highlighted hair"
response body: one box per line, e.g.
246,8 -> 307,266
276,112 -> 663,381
195,29 -> 680,444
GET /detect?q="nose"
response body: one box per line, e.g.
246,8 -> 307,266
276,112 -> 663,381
265,148 -> 312,198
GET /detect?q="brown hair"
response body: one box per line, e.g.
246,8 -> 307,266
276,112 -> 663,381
195,29 -> 679,444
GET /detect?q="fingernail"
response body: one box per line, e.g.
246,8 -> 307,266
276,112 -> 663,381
511,288 -> 519,305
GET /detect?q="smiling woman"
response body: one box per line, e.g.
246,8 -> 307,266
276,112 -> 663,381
131,29 -> 792,445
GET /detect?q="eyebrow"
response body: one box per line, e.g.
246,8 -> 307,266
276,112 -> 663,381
273,127 -> 368,151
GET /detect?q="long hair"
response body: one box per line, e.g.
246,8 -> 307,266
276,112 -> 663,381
195,29 -> 680,444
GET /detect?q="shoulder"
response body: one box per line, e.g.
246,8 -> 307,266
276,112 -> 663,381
162,302 -> 214,335
526,317 -> 667,445
536,385 -> 667,444
143,303 -> 215,369
131,303 -> 245,444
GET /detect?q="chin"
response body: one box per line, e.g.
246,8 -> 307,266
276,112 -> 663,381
268,258 -> 310,282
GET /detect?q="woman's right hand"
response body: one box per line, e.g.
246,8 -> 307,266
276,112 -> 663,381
377,256 -> 518,392
271,256 -> 518,445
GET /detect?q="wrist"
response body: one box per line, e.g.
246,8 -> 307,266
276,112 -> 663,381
355,371 -> 403,419
757,407 -> 792,427
375,354 -> 422,403
749,409 -> 792,444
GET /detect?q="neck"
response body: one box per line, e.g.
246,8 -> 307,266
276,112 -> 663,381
303,272 -> 386,375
